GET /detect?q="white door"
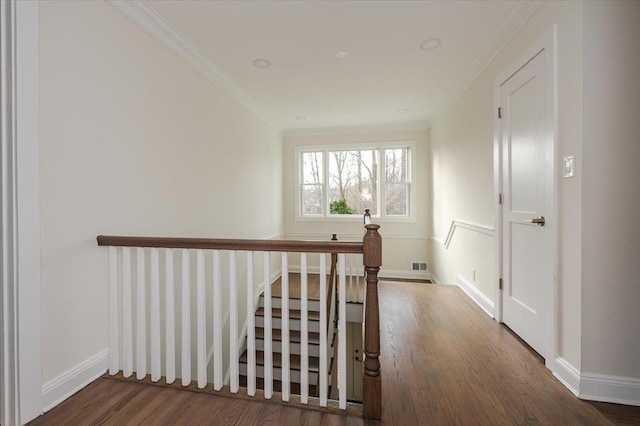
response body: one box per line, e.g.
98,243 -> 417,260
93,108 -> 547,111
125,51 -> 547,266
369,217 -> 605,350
499,48 -> 553,358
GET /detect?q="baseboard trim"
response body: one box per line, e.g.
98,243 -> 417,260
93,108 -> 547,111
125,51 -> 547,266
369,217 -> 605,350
455,273 -> 494,318
41,349 -> 108,412
552,357 -> 580,397
379,269 -> 431,281
580,372 -> 640,406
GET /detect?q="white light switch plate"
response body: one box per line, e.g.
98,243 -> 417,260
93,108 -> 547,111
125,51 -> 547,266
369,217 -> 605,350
563,155 -> 575,178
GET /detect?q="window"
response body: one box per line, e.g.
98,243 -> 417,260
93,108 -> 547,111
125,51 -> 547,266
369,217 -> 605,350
297,142 -> 414,220
301,152 -> 323,215
384,148 -> 409,215
329,149 -> 378,215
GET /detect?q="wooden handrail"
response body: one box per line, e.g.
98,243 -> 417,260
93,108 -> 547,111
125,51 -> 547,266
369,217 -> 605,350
97,235 -> 363,254
362,224 -> 382,419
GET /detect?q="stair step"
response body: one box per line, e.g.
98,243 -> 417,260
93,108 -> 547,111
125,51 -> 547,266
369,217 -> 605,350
260,296 -> 321,311
255,307 -> 320,321
240,350 -> 320,372
255,317 -> 319,333
252,327 -> 323,357
239,376 -> 318,397
254,338 -> 320,357
254,327 -> 320,345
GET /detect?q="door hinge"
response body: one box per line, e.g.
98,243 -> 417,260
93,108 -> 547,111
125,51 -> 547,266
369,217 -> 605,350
498,193 -> 503,205
498,107 -> 502,119
499,278 -> 503,290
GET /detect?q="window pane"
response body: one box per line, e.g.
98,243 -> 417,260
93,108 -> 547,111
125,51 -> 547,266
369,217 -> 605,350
385,148 -> 408,183
328,150 -> 378,215
386,183 -> 408,215
302,152 -> 323,184
302,184 -> 323,215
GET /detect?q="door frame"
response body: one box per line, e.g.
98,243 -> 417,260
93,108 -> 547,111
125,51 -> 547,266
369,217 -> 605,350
1,1 -> 42,424
493,26 -> 558,366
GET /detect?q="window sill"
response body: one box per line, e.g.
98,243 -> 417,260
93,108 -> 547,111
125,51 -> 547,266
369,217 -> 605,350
295,215 -> 416,224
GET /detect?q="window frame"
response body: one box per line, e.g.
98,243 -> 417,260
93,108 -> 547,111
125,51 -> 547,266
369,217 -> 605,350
295,140 -> 416,222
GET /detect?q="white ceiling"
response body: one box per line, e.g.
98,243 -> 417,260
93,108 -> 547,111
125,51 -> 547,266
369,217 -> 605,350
141,0 -> 524,132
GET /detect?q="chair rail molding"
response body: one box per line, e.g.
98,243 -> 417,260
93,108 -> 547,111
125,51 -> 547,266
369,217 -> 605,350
430,219 -> 495,249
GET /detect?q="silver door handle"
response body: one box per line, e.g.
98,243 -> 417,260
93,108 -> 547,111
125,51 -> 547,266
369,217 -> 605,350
523,216 -> 545,226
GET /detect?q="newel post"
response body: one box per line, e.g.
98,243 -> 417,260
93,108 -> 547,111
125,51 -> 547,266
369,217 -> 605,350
362,223 -> 382,419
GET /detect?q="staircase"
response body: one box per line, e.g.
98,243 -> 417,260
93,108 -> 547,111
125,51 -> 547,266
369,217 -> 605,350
99,226 -> 383,418
239,274 -> 334,398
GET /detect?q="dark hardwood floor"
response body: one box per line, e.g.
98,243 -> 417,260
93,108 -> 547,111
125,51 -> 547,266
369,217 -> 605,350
378,282 -> 640,425
29,281 -> 640,425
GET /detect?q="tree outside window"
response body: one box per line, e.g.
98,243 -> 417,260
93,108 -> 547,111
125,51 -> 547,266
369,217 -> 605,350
385,148 -> 409,215
301,151 -> 323,215
328,149 -> 377,215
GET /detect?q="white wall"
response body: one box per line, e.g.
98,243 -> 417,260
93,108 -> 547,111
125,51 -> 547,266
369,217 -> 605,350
581,0 -> 640,381
283,128 -> 430,278
39,0 -> 282,387
428,1 -> 584,368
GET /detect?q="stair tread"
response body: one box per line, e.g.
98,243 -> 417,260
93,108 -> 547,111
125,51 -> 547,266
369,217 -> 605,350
255,307 -> 320,321
240,350 -> 320,372
239,376 -> 318,397
254,327 -> 320,345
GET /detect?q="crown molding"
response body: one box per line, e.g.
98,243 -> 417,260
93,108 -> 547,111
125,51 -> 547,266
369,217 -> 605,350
431,0 -> 545,120
283,120 -> 430,138
106,0 -> 279,131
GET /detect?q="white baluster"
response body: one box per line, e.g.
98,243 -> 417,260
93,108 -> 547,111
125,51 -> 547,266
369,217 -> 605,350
349,254 -> 354,302
319,253 -> 328,407
229,251 -> 239,393
246,252 -> 256,396
338,253 -> 347,409
263,251 -> 273,399
136,247 -> 146,380
196,250 -> 206,389
150,248 -> 160,382
165,249 -> 175,384
280,253 -> 290,402
108,246 -> 119,375
356,262 -> 361,303
122,247 -> 133,377
181,249 -> 191,386
213,250 -> 222,390
300,253 -> 309,403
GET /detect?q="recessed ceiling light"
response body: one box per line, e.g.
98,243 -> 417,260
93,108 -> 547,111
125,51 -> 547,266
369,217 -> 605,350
335,50 -> 349,59
296,116 -> 307,121
252,58 -> 271,69
420,38 -> 441,51
398,108 -> 410,114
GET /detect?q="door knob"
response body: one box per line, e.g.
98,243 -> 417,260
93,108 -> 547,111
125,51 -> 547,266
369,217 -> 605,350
524,216 -> 545,226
